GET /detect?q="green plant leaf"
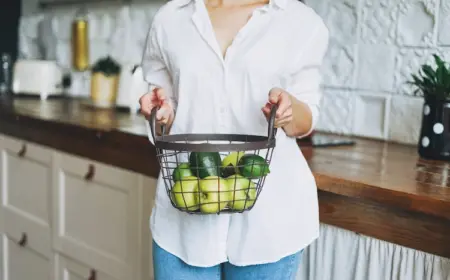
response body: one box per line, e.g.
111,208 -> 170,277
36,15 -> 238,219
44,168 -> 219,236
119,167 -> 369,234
406,53 -> 450,100
433,54 -> 445,68
421,65 -> 437,84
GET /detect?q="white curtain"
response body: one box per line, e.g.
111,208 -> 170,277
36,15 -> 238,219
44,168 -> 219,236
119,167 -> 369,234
297,224 -> 450,280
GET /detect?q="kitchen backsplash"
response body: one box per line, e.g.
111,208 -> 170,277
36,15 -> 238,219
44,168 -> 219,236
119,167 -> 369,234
18,0 -> 450,145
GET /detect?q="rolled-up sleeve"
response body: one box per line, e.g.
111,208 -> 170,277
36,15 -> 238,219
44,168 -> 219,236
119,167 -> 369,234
141,21 -> 175,107
285,21 -> 329,137
141,20 -> 176,145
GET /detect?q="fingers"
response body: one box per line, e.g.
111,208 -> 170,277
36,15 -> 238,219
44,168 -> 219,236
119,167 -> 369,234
156,102 -> 173,124
274,108 -> 292,128
263,88 -> 293,128
138,93 -> 153,119
139,87 -> 171,121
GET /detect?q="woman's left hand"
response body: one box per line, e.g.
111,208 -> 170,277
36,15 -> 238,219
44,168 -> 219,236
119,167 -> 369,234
262,87 -> 293,128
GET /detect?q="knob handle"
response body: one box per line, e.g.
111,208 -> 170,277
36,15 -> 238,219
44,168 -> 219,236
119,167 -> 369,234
84,164 -> 95,181
88,269 -> 96,280
18,144 -> 27,157
18,233 -> 27,247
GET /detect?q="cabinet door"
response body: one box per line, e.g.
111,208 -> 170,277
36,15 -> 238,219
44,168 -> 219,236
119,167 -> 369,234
138,176 -> 157,280
56,254 -> 119,280
0,136 -> 52,258
53,153 -> 139,280
1,234 -> 52,280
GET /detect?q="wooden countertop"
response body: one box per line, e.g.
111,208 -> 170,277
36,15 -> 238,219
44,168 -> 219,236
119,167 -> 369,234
1,96 -> 450,258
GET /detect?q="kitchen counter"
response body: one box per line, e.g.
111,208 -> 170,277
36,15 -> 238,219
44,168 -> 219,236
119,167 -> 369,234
1,96 -> 449,259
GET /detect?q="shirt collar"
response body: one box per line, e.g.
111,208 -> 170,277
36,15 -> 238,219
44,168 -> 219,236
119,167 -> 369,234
174,0 -> 287,10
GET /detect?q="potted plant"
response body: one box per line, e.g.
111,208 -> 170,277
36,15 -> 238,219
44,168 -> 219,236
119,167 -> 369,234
90,56 -> 121,108
408,54 -> 450,161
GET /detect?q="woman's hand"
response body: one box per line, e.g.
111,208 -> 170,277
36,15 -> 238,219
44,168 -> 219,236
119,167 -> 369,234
139,87 -> 174,125
262,87 -> 293,128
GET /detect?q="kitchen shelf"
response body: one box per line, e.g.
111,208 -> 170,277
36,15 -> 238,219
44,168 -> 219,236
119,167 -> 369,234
38,0 -> 131,9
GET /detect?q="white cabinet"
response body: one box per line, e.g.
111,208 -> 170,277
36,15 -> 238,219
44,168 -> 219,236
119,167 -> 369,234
52,153 -> 140,280
56,254 -> 119,280
0,134 -> 156,280
0,136 -> 53,280
2,234 -> 53,280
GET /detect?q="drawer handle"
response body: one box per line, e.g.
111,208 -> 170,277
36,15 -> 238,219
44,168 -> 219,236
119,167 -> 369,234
18,233 -> 27,247
18,144 -> 27,157
88,269 -> 96,280
84,164 -> 95,181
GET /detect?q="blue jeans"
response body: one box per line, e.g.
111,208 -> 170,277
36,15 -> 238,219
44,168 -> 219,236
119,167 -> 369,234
152,240 -> 302,280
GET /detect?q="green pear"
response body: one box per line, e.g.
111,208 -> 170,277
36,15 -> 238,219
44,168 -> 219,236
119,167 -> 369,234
198,176 -> 231,214
170,176 -> 200,211
226,175 -> 257,211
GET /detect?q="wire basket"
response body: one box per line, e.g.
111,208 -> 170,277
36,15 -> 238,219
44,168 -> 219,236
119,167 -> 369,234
149,105 -> 278,215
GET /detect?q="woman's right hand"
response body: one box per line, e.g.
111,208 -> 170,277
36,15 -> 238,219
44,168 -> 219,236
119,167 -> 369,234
139,87 -> 174,126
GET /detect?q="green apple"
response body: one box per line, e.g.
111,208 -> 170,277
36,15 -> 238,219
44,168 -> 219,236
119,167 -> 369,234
226,175 -> 257,211
198,176 -> 231,214
172,163 -> 193,182
170,176 -> 200,211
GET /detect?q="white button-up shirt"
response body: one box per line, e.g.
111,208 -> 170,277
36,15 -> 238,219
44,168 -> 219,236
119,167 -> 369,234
142,0 -> 329,267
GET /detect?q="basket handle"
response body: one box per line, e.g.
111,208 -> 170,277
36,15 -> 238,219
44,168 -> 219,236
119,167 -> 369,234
149,107 -> 166,144
267,103 -> 278,141
150,104 -> 277,142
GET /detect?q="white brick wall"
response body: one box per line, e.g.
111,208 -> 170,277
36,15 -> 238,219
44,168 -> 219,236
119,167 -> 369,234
18,0 -> 450,145
308,0 -> 450,145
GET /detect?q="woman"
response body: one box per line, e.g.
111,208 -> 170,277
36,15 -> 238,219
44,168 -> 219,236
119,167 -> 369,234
139,0 -> 329,279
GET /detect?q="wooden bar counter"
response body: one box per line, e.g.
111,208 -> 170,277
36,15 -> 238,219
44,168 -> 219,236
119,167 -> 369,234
1,96 -> 449,260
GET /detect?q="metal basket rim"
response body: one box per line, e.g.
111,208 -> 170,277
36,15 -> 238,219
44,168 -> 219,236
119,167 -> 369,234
153,133 -> 276,152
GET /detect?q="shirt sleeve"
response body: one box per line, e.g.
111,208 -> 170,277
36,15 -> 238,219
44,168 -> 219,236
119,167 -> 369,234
141,21 -> 176,108
284,21 -> 329,138
141,21 -> 176,145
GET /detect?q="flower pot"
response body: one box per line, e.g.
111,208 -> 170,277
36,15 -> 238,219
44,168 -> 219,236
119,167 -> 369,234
90,72 -> 119,108
418,96 -> 450,161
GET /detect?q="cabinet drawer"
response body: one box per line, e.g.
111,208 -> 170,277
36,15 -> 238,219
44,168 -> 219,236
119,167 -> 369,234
0,136 -> 52,256
56,254 -> 119,280
53,153 -> 139,279
1,234 -> 52,280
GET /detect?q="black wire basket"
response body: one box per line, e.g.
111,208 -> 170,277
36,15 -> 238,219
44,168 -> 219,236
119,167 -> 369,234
149,105 -> 278,215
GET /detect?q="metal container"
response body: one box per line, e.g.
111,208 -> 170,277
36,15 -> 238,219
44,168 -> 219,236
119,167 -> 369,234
71,18 -> 90,71
149,105 -> 278,215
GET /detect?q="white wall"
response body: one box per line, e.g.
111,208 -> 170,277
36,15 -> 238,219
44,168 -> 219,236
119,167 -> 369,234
307,0 -> 450,144
18,0 -> 450,145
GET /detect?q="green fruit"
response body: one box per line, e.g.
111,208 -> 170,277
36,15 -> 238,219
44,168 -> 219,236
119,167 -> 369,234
172,163 -> 193,181
198,176 -> 230,214
189,152 -> 222,179
170,176 -> 200,211
238,154 -> 270,179
221,151 -> 245,177
226,175 -> 257,211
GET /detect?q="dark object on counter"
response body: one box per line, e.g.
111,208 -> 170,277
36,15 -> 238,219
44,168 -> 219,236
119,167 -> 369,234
418,96 -> 450,161
408,54 -> 450,161
0,0 -> 20,63
298,134 -> 355,148
0,53 -> 12,95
